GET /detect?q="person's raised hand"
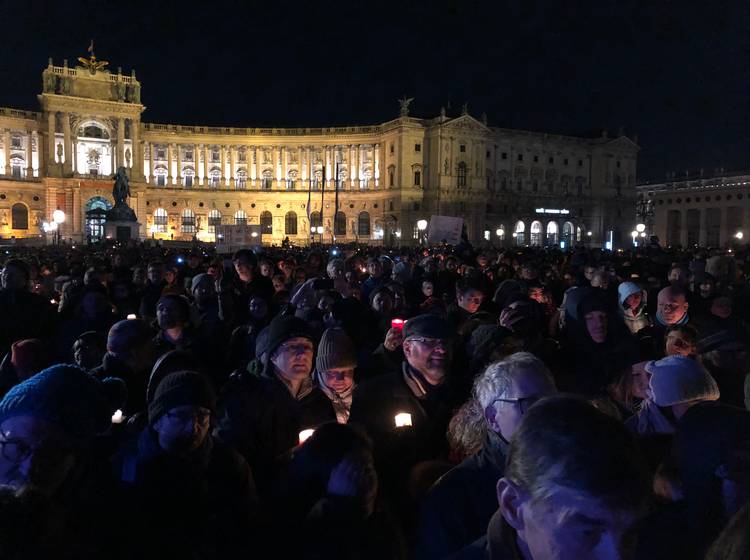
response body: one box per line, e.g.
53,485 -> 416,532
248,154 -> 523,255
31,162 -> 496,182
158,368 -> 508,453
383,327 -> 403,352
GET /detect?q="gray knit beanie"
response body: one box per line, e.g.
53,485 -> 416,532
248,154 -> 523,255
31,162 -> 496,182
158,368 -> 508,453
316,327 -> 357,372
646,355 -> 720,407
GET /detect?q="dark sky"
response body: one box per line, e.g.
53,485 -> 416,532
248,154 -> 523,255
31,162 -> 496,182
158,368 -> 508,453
2,0 -> 749,182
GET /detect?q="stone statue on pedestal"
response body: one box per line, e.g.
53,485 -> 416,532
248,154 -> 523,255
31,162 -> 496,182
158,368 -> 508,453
107,166 -> 137,222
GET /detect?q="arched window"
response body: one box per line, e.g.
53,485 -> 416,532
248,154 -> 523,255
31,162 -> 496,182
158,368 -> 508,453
234,210 -> 247,226
153,208 -> 168,233
208,209 -> 222,233
357,211 -> 370,236
286,169 -> 298,190
11,203 -> 28,230
309,211 -> 322,229
182,167 -> 195,188
260,211 -> 273,234
546,221 -> 559,245
497,225 -> 505,242
334,211 -> 347,236
235,168 -> 247,189
514,221 -> 526,246
209,168 -> 221,188
181,208 -> 196,234
154,166 -> 167,187
576,226 -> 583,242
285,211 -> 297,235
457,162 -> 467,187
562,221 -> 574,245
10,157 -> 24,179
530,221 -> 543,246
261,169 -> 273,190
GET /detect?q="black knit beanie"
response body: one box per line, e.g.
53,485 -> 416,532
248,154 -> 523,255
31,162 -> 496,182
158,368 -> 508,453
148,371 -> 216,425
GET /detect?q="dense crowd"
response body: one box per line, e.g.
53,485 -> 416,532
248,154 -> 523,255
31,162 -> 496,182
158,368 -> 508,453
0,238 -> 748,559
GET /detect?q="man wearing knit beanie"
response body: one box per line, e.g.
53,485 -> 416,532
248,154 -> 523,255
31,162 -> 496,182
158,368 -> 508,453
114,370 -> 259,556
315,327 -> 357,423
0,364 -> 124,495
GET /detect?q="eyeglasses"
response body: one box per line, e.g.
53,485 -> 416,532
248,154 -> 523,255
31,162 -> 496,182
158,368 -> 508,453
659,303 -> 684,311
493,395 -> 541,414
278,342 -> 314,354
165,410 -> 212,428
406,337 -> 450,350
0,437 -> 71,465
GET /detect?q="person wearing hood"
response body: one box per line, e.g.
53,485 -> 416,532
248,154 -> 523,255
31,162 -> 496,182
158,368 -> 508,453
416,352 -> 556,559
618,281 -> 651,334
113,371 -> 258,558
625,355 -> 720,435
640,285 -> 695,358
215,314 -> 336,493
314,327 -> 357,424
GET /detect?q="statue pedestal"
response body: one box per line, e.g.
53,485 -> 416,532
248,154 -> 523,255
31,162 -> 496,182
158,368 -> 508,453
105,220 -> 140,242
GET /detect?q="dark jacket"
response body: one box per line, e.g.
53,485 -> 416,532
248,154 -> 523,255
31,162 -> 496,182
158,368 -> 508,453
416,431 -> 509,559
448,511 -> 522,560
113,427 -> 258,558
215,370 -> 336,493
0,288 -> 56,356
348,363 -> 463,500
91,352 -> 148,415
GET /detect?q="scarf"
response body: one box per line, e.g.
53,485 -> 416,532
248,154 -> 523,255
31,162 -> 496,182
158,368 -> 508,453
314,369 -> 354,424
277,373 -> 315,401
402,362 -> 444,399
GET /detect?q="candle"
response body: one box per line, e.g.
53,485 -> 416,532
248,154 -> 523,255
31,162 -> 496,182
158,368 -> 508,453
111,409 -> 124,424
298,428 -> 315,444
126,314 -> 137,320
394,412 -> 412,428
391,318 -> 405,331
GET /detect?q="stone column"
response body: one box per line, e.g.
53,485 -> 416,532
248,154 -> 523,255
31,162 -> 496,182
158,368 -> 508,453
350,145 -> 358,188
359,144 -> 366,188
325,146 -> 331,188
31,131 -> 39,177
374,143 -> 381,187
276,146 -> 283,186
25,132 -> 33,178
282,146 -> 288,186
220,145 -> 227,186
47,113 -> 56,171
149,143 -> 155,184
204,145 -> 210,185
131,119 -> 141,179
71,135 -> 78,175
72,186 -> 81,236
175,144 -> 182,185
229,145 -> 236,187
167,143 -> 174,185
62,113 -> 72,176
698,209 -> 707,246
298,146 -> 303,183
719,206 -> 728,247
117,117 -> 125,170
195,144 -> 201,185
3,129 -> 10,175
679,209 -> 688,247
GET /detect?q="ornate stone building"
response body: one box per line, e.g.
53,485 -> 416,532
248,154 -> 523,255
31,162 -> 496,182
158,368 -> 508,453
0,54 -> 639,246
637,170 -> 750,247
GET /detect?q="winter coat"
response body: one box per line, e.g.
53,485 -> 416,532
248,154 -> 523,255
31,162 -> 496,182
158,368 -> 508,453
448,511 -> 523,560
618,282 -> 651,334
113,428 -> 259,558
215,370 -> 336,493
91,352 -> 148,415
0,288 -> 56,357
416,431 -> 509,559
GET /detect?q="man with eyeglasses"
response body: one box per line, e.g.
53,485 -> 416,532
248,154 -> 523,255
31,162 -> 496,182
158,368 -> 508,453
349,314 -> 464,509
416,352 -> 557,559
216,314 -> 335,493
114,370 -> 259,557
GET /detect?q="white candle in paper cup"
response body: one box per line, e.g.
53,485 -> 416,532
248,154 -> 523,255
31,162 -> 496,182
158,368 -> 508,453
126,313 -> 137,320
111,409 -> 124,424
298,428 -> 315,444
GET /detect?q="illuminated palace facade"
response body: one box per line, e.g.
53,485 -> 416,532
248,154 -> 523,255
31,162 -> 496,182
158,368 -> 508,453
0,55 -> 639,246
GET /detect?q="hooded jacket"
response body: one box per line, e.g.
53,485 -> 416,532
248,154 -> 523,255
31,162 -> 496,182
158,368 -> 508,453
618,282 -> 651,334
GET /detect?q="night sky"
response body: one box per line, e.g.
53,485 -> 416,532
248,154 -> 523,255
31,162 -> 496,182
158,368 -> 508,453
2,0 -> 749,183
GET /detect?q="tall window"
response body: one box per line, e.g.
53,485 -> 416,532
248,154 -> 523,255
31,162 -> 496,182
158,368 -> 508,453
260,211 -> 273,234
234,210 -> 247,226
357,211 -> 370,236
208,210 -> 221,233
514,221 -> 526,246
236,169 -> 247,189
457,162 -> 467,187
10,157 -> 23,179
155,167 -> 167,187
414,170 -> 421,186
284,211 -> 297,235
209,168 -> 220,187
546,221 -> 559,245
183,168 -> 194,187
11,203 -> 27,230
181,209 -> 196,234
530,221 -> 542,246
334,211 -> 347,236
261,170 -> 273,190
153,208 -> 168,233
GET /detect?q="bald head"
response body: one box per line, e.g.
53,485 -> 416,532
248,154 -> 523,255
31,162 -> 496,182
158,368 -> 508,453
658,286 -> 689,325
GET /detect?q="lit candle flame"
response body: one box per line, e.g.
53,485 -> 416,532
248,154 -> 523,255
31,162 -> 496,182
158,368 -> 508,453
298,428 -> 315,444
111,409 -> 124,424
394,412 -> 412,427
126,314 -> 137,320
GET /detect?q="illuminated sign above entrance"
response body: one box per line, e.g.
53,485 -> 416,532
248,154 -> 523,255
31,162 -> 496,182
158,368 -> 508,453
535,208 -> 570,215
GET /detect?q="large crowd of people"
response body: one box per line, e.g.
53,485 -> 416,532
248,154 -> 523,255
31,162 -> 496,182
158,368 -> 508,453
0,237 -> 748,559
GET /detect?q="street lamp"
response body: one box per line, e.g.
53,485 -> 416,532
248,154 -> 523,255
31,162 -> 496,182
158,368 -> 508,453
735,231 -> 744,240
631,230 -> 638,247
417,219 -> 428,246
52,210 -> 65,245
636,223 -> 646,234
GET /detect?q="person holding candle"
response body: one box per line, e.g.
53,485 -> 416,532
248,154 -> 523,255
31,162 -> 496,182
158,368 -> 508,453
113,370 -> 258,558
416,352 -> 557,559
216,314 -> 335,494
